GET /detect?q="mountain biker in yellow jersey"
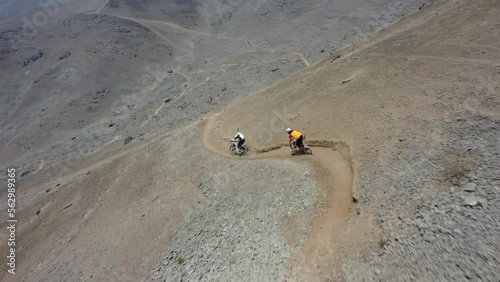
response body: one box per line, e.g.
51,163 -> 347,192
286,128 -> 304,149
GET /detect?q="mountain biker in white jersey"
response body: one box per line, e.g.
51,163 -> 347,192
231,129 -> 245,154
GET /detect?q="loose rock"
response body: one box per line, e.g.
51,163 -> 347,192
463,183 -> 477,192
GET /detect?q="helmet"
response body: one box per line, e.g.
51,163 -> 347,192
286,128 -> 292,134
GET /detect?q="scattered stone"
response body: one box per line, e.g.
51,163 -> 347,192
464,197 -> 477,207
271,67 -> 279,72
464,196 -> 486,207
478,197 -> 488,206
395,234 -> 406,242
21,171 -> 30,177
23,50 -> 43,66
36,210 -> 41,215
95,89 -> 108,95
58,51 -> 71,61
45,189 -> 51,193
124,136 -> 134,145
463,183 -> 477,192
374,268 -> 381,275
164,98 -> 172,103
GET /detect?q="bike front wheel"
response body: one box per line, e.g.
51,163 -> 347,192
230,144 -> 247,155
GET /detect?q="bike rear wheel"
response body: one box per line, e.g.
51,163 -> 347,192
291,142 -> 312,155
240,145 -> 248,155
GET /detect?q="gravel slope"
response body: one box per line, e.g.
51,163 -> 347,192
1,0 -> 499,281
147,157 -> 320,282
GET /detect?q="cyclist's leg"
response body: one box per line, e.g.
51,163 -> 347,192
297,136 -> 304,149
237,139 -> 244,152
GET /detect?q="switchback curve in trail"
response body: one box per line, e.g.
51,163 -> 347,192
201,113 -> 360,277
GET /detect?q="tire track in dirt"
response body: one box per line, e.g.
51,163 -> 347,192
95,0 -> 110,14
113,16 -> 194,57
293,52 -> 310,66
201,113 -> 365,280
220,63 -> 238,72
220,51 -> 308,72
38,159 -> 45,170
141,70 -> 217,127
139,53 -> 196,127
95,135 -> 122,151
138,18 -> 206,35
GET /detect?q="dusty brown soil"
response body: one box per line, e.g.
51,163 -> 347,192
197,0 -> 500,280
1,0 -> 499,281
202,113 -> 369,281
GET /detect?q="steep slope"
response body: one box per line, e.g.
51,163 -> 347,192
202,0 -> 500,280
1,0 -> 499,281
0,0 -> 108,20
0,13 -> 180,172
1,0 -> 430,192
99,0 -> 201,28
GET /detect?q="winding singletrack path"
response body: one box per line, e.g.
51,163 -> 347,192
201,113 -> 358,278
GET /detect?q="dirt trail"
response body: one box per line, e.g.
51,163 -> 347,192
95,0 -> 110,14
202,114 -> 361,279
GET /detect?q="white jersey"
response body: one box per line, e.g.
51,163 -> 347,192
234,132 -> 245,140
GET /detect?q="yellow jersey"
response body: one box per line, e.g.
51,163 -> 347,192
289,130 -> 302,141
